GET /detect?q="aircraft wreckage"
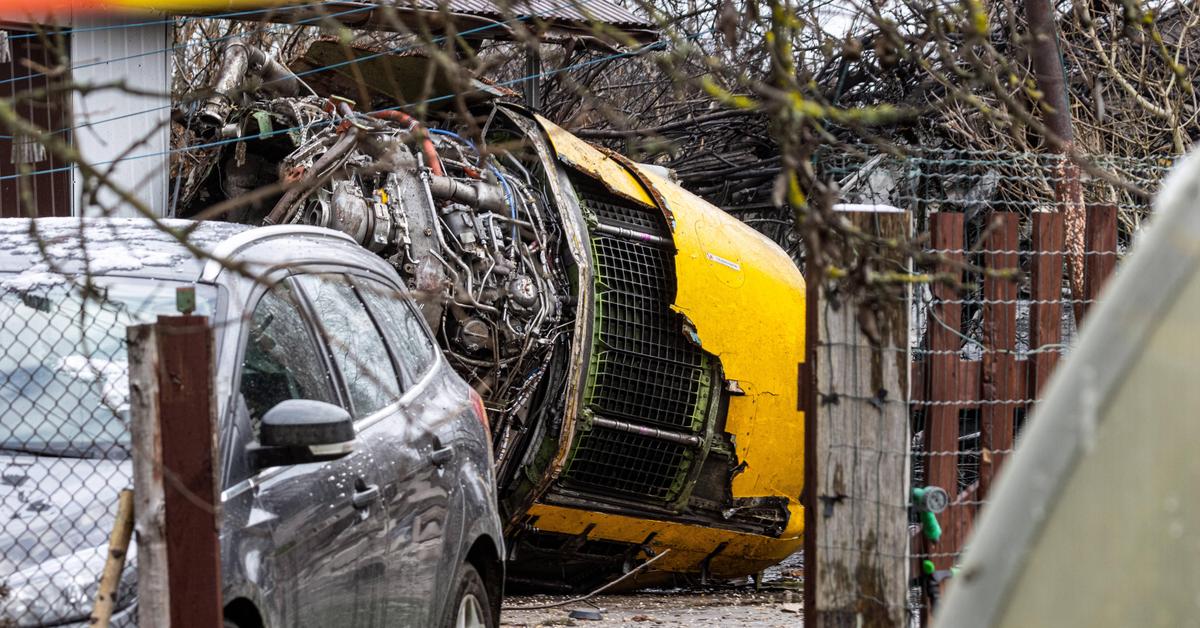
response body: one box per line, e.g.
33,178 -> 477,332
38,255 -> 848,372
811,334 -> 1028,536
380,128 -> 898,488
179,39 -> 806,588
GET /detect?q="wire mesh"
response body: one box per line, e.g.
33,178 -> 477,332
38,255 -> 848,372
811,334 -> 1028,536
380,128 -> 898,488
0,274 -> 194,625
801,146 -> 1174,625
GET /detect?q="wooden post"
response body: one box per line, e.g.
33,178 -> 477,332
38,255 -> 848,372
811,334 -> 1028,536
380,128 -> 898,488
806,207 -> 911,627
128,324 -> 170,628
926,212 -> 964,570
90,489 -> 135,628
979,214 -> 1019,499
1083,204 -> 1118,318
1029,212 -> 1065,397
127,316 -> 222,628
156,315 -> 223,628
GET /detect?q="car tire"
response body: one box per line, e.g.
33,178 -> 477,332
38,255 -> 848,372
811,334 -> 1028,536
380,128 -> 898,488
443,563 -> 494,628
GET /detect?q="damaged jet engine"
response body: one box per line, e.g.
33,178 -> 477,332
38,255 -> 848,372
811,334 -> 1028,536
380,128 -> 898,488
181,40 -> 807,589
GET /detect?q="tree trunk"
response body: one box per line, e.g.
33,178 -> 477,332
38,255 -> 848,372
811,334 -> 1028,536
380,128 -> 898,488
1026,0 -> 1086,324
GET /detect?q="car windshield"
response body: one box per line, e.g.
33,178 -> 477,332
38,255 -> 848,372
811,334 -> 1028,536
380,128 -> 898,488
0,276 -> 216,459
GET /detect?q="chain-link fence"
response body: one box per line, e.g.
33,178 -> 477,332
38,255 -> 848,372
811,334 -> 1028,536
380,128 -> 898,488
1,263 -> 152,626
799,146 -> 1176,624
0,218 -> 234,627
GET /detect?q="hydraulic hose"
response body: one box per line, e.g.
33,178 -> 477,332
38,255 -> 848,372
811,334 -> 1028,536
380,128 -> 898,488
370,110 -> 445,176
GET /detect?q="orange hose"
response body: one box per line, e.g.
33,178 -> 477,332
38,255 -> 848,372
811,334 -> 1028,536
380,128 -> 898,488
370,110 -> 444,177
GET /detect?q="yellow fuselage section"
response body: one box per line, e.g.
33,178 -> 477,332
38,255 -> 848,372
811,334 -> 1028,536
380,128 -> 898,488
529,116 -> 806,579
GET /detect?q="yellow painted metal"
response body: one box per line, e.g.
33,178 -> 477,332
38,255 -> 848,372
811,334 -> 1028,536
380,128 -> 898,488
529,119 -> 806,578
533,115 -> 656,209
527,503 -> 803,577
633,165 -> 807,507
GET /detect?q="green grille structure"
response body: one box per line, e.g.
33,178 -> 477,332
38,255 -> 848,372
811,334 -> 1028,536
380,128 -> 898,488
562,175 -> 716,504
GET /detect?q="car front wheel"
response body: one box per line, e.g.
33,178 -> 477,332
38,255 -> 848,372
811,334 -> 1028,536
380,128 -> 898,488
446,563 -> 493,628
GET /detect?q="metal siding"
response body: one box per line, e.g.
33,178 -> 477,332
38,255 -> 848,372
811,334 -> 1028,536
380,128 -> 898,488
410,0 -> 654,28
71,18 -> 170,217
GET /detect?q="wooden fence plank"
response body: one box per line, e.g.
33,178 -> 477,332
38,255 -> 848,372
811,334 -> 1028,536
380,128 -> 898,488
1030,212 -> 1065,397
127,324 -> 170,628
925,212 -> 964,571
979,213 -> 1019,499
155,316 -> 222,628
1083,204 -> 1118,319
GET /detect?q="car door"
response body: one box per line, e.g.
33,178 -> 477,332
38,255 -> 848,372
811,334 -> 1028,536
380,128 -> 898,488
291,273 -> 412,626
235,278 -> 390,628
352,277 -> 459,625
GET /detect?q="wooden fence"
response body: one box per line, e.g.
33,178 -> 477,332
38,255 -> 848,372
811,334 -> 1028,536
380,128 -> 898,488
913,206 -> 1119,585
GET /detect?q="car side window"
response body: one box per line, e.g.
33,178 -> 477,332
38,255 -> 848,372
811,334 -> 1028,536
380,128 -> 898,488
355,279 -> 439,380
240,281 -> 338,435
295,274 -> 401,418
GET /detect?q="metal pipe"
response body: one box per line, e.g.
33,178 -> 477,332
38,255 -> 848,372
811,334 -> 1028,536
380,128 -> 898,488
370,110 -> 445,176
197,43 -> 250,130
592,223 -> 672,247
262,127 -> 359,226
590,416 -> 703,447
198,42 -> 302,131
427,175 -> 505,212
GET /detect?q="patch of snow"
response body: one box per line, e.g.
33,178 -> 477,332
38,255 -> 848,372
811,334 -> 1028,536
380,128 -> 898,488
85,247 -> 144,273
55,355 -> 130,410
134,249 -> 182,267
1,264 -> 69,291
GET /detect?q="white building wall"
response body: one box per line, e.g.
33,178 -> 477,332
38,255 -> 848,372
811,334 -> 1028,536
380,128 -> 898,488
71,17 -> 171,217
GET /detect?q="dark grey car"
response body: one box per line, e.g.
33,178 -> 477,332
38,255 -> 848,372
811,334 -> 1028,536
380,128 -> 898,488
0,218 -> 503,628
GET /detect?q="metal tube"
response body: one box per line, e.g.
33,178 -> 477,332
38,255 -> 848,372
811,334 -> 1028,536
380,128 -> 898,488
592,223 -> 672,247
427,175 -> 506,212
263,127 -> 359,226
591,416 -> 703,447
198,42 -> 302,131
197,43 -> 250,129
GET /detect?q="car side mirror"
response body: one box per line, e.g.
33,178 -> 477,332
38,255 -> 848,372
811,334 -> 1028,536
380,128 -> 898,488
248,399 -> 356,469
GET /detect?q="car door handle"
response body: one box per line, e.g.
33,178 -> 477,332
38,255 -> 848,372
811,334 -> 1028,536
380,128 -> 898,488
429,445 -> 454,467
351,483 -> 380,509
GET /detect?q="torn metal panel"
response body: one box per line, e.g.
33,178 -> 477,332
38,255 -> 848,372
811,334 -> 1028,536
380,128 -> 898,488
525,503 -> 803,578
633,164 -> 807,516
532,114 -> 656,210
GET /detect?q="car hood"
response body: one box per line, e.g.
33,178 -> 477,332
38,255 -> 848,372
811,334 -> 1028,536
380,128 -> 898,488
1,452 -> 130,577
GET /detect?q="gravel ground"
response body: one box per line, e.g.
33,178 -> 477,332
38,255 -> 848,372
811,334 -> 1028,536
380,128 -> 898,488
501,552 -> 804,627
501,588 -> 803,626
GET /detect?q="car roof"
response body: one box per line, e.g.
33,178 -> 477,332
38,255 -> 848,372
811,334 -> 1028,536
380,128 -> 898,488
0,217 -> 396,288
0,218 -> 251,283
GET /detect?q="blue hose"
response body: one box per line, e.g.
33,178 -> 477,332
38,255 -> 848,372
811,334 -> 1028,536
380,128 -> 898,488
492,167 -> 519,243
428,127 -> 516,243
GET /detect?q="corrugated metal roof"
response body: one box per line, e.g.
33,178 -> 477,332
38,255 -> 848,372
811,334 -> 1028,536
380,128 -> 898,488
407,0 -> 656,29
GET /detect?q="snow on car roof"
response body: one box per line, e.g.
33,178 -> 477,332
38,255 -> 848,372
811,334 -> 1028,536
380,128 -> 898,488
0,218 -> 251,287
